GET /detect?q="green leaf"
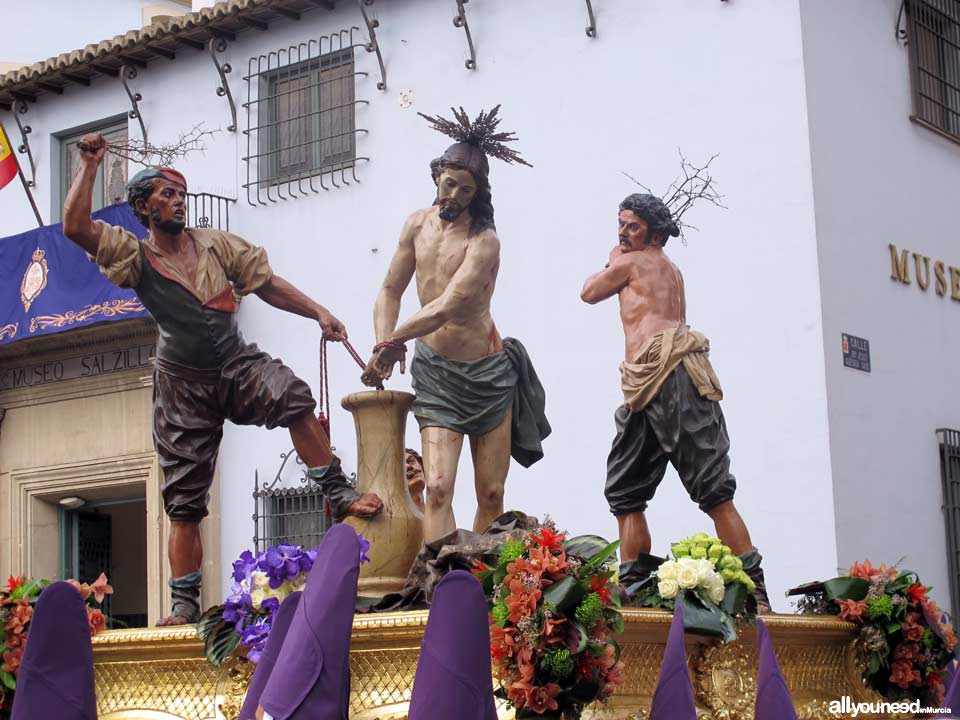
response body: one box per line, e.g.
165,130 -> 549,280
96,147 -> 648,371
0,670 -> 16,691
823,577 -> 870,602
604,607 -> 625,634
196,605 -> 226,641
886,621 -> 902,635
543,576 -> 581,612
679,590 -> 736,642
204,622 -> 241,666
564,534 -> 609,558
574,621 -> 589,653
722,581 -> 748,617
583,541 -> 622,572
867,653 -> 881,676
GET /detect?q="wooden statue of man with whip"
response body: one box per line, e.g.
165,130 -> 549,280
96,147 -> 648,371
62,133 -> 383,626
362,107 -> 551,542
580,157 -> 771,611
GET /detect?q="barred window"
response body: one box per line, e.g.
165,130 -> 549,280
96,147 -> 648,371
245,39 -> 361,203
907,0 -> 960,142
940,429 -> 960,620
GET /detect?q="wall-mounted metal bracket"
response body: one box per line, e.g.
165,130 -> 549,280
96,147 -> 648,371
896,1 -> 908,45
585,0 -> 597,37
453,0 -> 476,70
357,0 -> 387,90
208,38 -> 238,131
13,101 -> 36,187
120,65 -> 148,144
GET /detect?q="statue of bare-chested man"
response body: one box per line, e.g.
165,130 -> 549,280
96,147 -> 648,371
580,193 -> 770,611
361,107 -> 551,541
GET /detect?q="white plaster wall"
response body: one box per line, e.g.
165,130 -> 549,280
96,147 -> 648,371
800,0 -> 960,610
0,0 -> 835,610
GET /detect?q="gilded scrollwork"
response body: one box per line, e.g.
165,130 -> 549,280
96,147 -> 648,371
29,298 -> 145,333
693,641 -> 756,720
217,656 -> 254,720
0,322 -> 17,341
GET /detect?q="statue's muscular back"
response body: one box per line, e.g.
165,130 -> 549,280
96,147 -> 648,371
615,247 -> 687,361
409,206 -> 501,360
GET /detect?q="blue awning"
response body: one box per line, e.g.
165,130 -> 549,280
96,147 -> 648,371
0,203 -> 150,346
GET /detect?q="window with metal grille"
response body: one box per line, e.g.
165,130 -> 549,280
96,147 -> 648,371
244,30 -> 368,206
907,0 -> 960,142
939,428 -> 960,620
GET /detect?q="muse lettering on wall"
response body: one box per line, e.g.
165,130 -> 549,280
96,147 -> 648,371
889,244 -> 960,301
0,343 -> 156,391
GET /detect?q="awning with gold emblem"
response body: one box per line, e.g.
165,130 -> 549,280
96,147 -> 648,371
0,202 -> 150,345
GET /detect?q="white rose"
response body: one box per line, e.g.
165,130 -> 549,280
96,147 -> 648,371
658,579 -> 679,599
696,559 -> 716,585
250,588 -> 266,609
708,577 -> 726,604
252,571 -> 269,590
676,563 -> 699,590
657,561 -> 678,581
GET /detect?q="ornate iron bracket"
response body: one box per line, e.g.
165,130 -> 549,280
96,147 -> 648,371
585,0 -> 596,38
256,444 -> 352,492
208,38 -> 238,131
896,0 -> 908,45
120,65 -> 148,144
13,101 -> 36,187
453,0 -> 476,70
357,0 -> 387,90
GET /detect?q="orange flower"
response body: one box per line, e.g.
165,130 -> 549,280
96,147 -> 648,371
472,559 -> 491,577
505,578 -> 541,623
87,608 -> 106,635
836,598 -> 867,623
490,624 -> 521,660
590,575 -> 612,605
66,579 -> 92,601
89,573 -> 113,605
902,620 -> 924,643
604,660 -> 625,690
4,576 -> 23,594
1,648 -> 22,674
531,527 -> 565,553
516,645 -> 536,683
544,616 -> 567,645
848,560 -> 876,580
941,623 -> 957,652
906,582 -> 928,605
525,684 -> 561,714
507,556 -> 544,585
506,678 -> 533,708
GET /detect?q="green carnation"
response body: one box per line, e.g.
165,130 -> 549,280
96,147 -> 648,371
672,542 -> 691,558
492,601 -> 510,628
922,628 -> 936,649
690,546 -> 708,560
575,592 -> 603,626
720,568 -> 737,583
734,571 -> 756,593
866,595 -> 893,621
691,532 -> 710,543
708,544 -> 724,560
543,647 -> 575,678
500,538 -> 526,566
720,555 -> 743,572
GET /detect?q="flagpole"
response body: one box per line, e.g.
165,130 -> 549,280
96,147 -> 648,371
0,118 -> 43,227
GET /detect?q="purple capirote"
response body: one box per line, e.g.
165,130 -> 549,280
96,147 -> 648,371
238,591 -> 302,720
259,523 -> 360,720
11,581 -> 97,720
755,618 -> 798,720
942,657 -> 960,717
407,570 -> 498,720
649,601 -> 697,720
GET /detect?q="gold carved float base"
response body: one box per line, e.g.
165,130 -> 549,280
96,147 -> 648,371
91,609 -> 904,720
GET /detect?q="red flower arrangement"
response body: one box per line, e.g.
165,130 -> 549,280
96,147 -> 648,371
794,560 -> 956,707
0,573 -> 111,716
474,521 -> 625,719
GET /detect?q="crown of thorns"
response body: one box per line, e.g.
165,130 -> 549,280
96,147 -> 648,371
418,105 -> 532,167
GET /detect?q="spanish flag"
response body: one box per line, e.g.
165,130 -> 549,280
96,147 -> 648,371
0,123 -> 17,191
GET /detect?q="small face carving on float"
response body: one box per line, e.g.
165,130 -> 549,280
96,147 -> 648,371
435,166 -> 477,222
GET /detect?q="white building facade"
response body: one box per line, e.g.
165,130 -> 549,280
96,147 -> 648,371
0,0 -> 955,620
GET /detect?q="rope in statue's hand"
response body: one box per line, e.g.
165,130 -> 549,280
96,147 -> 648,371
318,338 -> 389,437
361,340 -> 406,390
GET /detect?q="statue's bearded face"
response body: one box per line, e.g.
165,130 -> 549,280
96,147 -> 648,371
137,178 -> 187,234
618,210 -> 654,251
436,167 -> 478,221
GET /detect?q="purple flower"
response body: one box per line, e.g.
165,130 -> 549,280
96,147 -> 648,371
240,620 -> 271,664
263,544 -> 312,589
223,593 -> 251,627
232,550 -> 258,583
358,533 -> 371,565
